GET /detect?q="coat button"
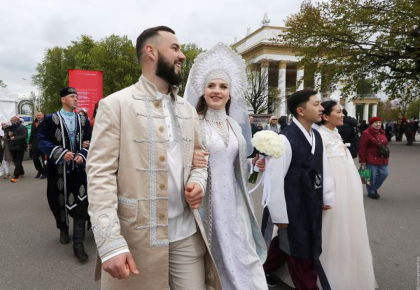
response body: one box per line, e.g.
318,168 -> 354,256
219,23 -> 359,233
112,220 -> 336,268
154,101 -> 161,108
159,213 -> 166,220
158,126 -> 164,133
159,183 -> 167,190
159,156 -> 166,162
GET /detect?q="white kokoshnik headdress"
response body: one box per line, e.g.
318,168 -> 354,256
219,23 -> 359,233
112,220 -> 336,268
184,42 -> 253,155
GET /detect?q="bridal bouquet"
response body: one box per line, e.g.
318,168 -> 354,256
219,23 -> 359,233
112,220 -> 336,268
248,130 -> 284,184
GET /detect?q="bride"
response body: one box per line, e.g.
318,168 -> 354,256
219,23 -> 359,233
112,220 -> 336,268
184,43 -> 268,290
317,99 -> 377,289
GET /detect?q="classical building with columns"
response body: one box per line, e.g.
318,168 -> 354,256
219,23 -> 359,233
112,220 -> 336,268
232,14 -> 380,121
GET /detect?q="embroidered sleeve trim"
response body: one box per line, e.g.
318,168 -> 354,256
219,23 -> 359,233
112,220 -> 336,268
55,149 -> 69,165
50,146 -> 61,159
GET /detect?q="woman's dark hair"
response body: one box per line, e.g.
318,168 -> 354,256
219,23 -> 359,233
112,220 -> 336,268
136,26 -> 175,62
287,89 -> 318,118
196,95 -> 231,117
317,100 -> 338,125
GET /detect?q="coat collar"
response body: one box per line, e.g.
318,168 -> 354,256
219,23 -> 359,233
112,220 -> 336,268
134,75 -> 179,100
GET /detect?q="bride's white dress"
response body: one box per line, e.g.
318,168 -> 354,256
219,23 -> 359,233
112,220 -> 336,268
318,125 -> 377,289
205,121 -> 267,290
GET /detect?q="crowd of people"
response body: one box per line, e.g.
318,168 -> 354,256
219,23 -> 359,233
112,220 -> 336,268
1,25 -> 416,289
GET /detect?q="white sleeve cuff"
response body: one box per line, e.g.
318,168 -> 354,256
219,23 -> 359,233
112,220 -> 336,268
101,249 -> 130,263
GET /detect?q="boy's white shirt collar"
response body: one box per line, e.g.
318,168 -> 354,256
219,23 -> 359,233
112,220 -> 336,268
293,118 -> 316,154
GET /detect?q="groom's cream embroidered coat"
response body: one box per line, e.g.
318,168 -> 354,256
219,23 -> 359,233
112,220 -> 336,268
87,75 -> 221,290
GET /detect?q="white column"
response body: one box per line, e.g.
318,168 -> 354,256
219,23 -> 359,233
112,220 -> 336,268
372,104 -> 378,117
261,59 -> 269,98
278,60 -> 288,116
314,64 -> 322,100
296,64 -> 304,90
363,104 -> 370,121
344,99 -> 356,118
343,91 -> 356,117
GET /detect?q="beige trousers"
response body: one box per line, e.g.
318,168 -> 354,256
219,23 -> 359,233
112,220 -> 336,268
169,231 -> 206,290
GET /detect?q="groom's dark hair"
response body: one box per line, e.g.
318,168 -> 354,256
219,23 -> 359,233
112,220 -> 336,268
287,89 -> 318,118
136,26 -> 175,63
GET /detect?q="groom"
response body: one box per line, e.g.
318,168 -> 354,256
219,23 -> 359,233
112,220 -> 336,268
262,89 -> 335,290
87,26 -> 220,290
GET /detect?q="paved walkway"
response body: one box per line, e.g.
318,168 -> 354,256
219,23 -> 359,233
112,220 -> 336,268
1,140 -> 419,290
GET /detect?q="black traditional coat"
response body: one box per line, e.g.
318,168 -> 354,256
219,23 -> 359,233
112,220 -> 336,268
38,111 -> 91,228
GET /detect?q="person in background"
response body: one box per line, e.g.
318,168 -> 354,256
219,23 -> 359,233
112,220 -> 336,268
38,87 -> 91,261
0,121 -> 12,179
337,109 -> 359,158
385,120 -> 394,142
405,117 -> 417,146
9,116 -> 28,183
359,120 -> 369,134
358,117 -> 389,199
278,116 -> 288,130
78,108 -> 89,119
264,116 -> 281,133
29,111 -> 47,179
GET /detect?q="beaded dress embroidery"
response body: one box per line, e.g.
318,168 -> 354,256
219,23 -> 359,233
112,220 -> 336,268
205,108 -> 229,148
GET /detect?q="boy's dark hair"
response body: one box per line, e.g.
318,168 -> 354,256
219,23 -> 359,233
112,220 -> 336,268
287,89 -> 318,118
136,26 -> 175,62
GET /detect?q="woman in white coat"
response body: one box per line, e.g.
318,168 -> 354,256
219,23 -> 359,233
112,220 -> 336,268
317,99 -> 377,289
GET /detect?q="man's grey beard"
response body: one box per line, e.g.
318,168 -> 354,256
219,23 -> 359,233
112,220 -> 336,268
156,51 -> 182,86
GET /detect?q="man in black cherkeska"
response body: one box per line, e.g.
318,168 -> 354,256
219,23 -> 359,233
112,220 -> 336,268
38,87 -> 91,261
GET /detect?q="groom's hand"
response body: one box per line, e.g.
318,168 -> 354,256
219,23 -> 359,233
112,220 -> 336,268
185,182 -> 204,209
322,205 -> 332,210
102,252 -> 139,279
275,223 -> 288,228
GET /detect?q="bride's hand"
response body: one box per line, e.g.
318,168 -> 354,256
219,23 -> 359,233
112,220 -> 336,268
193,150 -> 210,168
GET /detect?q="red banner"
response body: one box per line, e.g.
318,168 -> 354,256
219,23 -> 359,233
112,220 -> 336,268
68,69 -> 103,119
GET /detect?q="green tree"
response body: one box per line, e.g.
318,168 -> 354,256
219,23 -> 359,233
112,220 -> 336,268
392,85 -> 420,116
378,100 -> 400,121
179,43 -> 204,96
33,35 -> 141,113
406,98 -> 420,119
276,0 -> 420,100
32,47 -> 67,113
91,35 -> 141,97
0,79 -> 6,88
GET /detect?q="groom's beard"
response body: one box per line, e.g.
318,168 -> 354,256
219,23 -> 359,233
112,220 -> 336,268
156,51 -> 182,86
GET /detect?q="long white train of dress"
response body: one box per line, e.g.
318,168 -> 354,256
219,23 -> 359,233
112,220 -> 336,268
206,122 -> 267,290
318,125 -> 377,289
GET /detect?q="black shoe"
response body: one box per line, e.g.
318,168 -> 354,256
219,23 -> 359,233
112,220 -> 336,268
375,191 -> 381,198
60,227 -> 70,244
35,172 -> 41,178
266,274 -> 278,288
40,174 -> 47,179
368,193 -> 379,200
73,243 -> 88,262
73,220 -> 88,261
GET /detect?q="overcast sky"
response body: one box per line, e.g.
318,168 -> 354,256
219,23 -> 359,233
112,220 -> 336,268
0,0 -> 305,97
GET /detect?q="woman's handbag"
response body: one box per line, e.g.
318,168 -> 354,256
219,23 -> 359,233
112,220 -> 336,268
373,134 -> 390,157
359,167 -> 372,185
378,143 -> 390,157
